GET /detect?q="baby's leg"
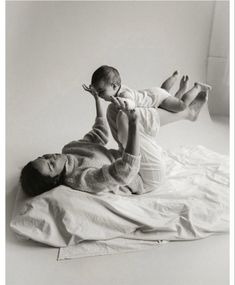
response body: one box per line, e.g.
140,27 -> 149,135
180,83 -> 201,105
159,96 -> 187,113
161,71 -> 178,92
159,82 -> 210,112
175,75 -> 189,99
158,91 -> 208,126
180,82 -> 211,106
187,90 -> 209,121
159,82 -> 199,112
138,93 -> 208,192
106,91 -> 208,149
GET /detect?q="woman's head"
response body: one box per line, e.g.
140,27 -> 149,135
20,154 -> 67,197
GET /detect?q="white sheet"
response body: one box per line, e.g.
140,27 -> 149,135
10,145 -> 229,260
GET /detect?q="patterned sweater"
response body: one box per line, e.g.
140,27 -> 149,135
62,117 -> 145,195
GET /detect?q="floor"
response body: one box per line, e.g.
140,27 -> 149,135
6,109 -> 230,285
6,233 -> 229,285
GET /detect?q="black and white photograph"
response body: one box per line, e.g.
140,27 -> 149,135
4,1 -> 233,285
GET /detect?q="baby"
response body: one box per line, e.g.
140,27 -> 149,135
83,65 -> 212,113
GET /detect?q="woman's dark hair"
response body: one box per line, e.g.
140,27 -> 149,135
91,65 -> 121,86
20,161 -> 63,197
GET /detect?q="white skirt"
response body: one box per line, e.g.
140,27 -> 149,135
136,108 -> 166,192
117,107 -> 166,193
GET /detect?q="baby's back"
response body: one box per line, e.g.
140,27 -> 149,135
118,85 -> 171,108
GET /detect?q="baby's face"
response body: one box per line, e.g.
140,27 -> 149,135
33,154 -> 67,178
93,80 -> 119,102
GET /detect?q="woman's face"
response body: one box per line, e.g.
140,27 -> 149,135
32,154 -> 67,177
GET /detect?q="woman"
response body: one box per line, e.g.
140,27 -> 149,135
20,88 -> 207,197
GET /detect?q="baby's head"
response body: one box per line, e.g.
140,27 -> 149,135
20,154 -> 67,197
91,65 -> 121,101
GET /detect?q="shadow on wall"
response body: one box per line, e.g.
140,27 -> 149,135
6,184 -> 22,245
207,1 -> 229,117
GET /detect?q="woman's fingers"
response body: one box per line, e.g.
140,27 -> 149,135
82,84 -> 88,90
82,84 -> 91,92
124,100 -> 129,110
110,97 -> 132,113
110,96 -> 121,108
116,98 -> 126,109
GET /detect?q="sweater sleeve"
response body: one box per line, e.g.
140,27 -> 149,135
65,152 -> 141,193
79,117 -> 109,145
127,174 -> 146,194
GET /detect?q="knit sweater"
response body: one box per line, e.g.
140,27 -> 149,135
62,117 -> 145,195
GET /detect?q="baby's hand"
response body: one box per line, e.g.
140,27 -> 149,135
82,84 -> 98,99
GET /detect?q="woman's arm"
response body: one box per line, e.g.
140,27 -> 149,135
95,96 -> 104,118
123,110 -> 140,156
77,85 -> 109,145
82,84 -> 104,118
65,106 -> 142,194
83,83 -> 104,118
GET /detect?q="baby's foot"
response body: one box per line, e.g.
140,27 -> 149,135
195,82 -> 212,92
187,91 -> 208,121
161,70 -> 179,91
180,75 -> 189,89
175,75 -> 189,99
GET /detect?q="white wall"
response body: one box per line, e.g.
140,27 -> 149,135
207,1 -> 229,116
6,1 -> 215,183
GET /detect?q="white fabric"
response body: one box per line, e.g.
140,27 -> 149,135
139,132 -> 166,192
137,106 -> 166,192
10,145 -> 229,260
59,239 -> 167,260
116,107 -> 165,192
118,85 -> 172,108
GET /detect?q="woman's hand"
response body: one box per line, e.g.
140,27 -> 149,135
110,97 -> 138,124
82,84 -> 99,99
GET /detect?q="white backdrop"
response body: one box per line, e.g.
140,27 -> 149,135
7,1 -> 218,185
207,1 -> 229,116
